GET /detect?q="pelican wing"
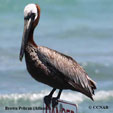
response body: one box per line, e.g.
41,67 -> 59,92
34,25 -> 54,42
37,46 -> 96,98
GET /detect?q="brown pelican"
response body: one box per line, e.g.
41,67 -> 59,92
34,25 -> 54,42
19,3 -> 96,107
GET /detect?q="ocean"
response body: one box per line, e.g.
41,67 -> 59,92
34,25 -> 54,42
0,0 -> 113,113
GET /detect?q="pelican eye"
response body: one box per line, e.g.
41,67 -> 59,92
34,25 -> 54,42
24,13 -> 36,20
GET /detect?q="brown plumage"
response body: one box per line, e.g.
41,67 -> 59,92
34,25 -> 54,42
19,4 -> 96,106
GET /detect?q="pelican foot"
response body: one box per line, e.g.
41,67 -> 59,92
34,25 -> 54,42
44,96 -> 51,108
52,97 -> 58,108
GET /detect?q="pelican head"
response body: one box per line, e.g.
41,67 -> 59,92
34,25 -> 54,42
19,4 -> 39,61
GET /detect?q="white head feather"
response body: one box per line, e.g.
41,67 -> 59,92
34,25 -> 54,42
24,4 -> 37,20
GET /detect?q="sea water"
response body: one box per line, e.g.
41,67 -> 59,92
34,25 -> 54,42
0,0 -> 113,113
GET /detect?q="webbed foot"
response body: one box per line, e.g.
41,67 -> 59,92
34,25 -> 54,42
52,97 -> 58,108
44,96 -> 51,108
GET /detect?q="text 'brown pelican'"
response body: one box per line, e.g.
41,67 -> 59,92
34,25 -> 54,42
19,3 -> 96,108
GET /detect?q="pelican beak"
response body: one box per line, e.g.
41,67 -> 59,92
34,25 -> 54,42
19,14 -> 35,61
